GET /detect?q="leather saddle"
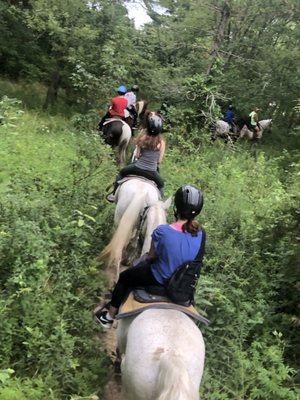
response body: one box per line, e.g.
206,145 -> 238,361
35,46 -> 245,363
133,285 -> 171,304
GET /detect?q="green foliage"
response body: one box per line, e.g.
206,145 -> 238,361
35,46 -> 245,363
161,142 -> 299,399
0,97 -> 116,399
0,96 -> 24,127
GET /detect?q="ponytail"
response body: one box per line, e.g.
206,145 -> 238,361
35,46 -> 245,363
182,219 -> 200,236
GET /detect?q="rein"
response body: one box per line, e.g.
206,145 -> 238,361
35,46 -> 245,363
136,205 -> 150,245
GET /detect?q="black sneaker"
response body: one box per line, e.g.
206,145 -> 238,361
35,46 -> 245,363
94,310 -> 113,329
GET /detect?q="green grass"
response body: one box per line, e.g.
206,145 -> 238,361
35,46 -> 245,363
0,78 -> 46,109
0,112 -> 77,192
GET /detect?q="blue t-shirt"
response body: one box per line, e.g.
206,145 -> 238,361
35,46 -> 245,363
224,110 -> 234,123
151,224 -> 203,284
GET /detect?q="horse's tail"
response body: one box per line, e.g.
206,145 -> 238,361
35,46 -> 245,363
157,351 -> 198,400
99,192 -> 146,270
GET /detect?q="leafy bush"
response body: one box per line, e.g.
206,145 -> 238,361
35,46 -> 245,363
161,144 -> 299,399
0,98 -> 117,398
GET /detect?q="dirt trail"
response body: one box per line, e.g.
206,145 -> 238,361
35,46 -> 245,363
102,327 -> 122,400
95,265 -> 124,400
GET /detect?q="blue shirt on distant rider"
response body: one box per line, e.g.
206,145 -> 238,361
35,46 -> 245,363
224,110 -> 234,124
150,224 -> 203,284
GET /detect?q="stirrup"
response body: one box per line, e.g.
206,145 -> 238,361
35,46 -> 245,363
106,193 -> 116,203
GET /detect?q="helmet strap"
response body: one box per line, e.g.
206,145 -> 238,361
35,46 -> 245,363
173,206 -> 179,220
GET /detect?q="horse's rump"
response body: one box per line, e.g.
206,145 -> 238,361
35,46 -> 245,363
118,309 -> 205,400
103,120 -> 124,146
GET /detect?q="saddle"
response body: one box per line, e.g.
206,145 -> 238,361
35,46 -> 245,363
116,290 -> 210,325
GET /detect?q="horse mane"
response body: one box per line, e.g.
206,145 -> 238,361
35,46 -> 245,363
99,192 -> 147,272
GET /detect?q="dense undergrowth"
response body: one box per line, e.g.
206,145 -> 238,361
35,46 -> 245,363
0,93 -> 299,399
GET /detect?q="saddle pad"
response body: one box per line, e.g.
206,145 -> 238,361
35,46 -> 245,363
103,117 -> 126,127
115,176 -> 161,201
117,175 -> 158,189
116,292 -> 210,325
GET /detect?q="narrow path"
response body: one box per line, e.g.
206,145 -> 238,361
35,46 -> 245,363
96,265 -> 123,400
102,328 -> 122,400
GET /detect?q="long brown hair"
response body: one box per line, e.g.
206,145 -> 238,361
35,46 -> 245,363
182,219 -> 201,236
135,130 -> 163,150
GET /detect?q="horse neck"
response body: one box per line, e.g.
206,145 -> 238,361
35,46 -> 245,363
141,202 -> 166,255
259,119 -> 270,130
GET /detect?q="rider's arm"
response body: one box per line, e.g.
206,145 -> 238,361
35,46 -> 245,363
158,140 -> 166,164
148,240 -> 158,260
136,145 -> 141,159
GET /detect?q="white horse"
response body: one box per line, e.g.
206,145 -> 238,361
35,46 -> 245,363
117,309 -> 205,400
239,118 -> 272,140
100,178 -> 171,277
213,120 -> 238,143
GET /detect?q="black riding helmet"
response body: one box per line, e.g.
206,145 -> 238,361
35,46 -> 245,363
147,114 -> 163,136
131,84 -> 139,92
174,185 -> 203,220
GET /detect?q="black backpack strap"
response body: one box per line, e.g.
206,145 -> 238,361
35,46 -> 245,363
194,229 -> 206,262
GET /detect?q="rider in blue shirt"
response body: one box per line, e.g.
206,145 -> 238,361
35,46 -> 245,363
95,184 -> 205,328
224,105 -> 235,131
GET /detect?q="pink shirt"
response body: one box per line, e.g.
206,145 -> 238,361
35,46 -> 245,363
170,221 -> 185,232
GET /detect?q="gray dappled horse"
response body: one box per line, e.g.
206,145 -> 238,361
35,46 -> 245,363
117,309 -> 205,400
99,178 -> 204,400
214,119 -> 272,142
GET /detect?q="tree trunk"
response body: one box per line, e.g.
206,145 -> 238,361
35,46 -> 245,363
206,1 -> 231,76
43,71 -> 61,110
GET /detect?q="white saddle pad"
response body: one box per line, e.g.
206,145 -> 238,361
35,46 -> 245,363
115,176 -> 161,202
103,117 -> 127,127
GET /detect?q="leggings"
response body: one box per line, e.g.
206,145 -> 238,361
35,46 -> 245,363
117,164 -> 164,189
110,262 -> 160,308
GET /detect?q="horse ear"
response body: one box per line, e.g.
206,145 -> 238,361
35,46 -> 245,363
163,197 -> 172,210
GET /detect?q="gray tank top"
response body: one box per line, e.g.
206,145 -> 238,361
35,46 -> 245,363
135,148 -> 160,171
